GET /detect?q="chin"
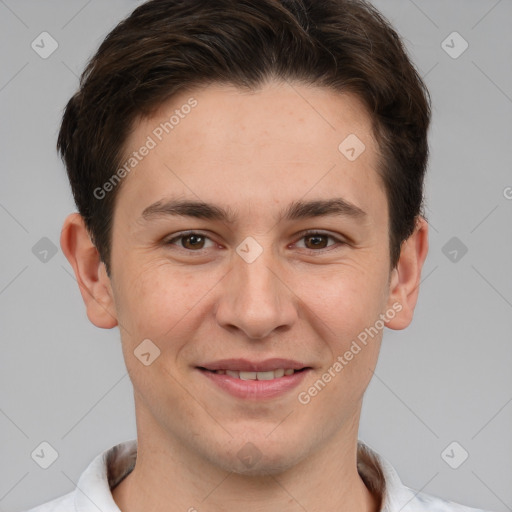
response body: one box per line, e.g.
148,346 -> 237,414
205,439 -> 306,477
225,454 -> 300,477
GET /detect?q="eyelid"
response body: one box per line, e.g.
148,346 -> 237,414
293,229 -> 346,251
164,230 -> 217,251
164,229 -> 346,253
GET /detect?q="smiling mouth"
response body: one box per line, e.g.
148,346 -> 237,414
198,367 -> 309,380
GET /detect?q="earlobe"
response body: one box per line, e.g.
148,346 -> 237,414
385,216 -> 429,330
60,213 -> 118,329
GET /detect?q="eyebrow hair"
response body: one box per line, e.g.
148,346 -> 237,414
140,197 -> 367,224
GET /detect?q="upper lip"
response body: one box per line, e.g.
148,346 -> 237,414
198,358 -> 310,372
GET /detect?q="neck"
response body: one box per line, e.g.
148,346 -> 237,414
112,422 -> 380,512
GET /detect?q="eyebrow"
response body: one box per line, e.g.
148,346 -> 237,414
140,197 -> 367,224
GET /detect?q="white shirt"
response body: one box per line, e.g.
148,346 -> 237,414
25,439 -> 493,512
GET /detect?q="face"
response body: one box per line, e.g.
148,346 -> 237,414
97,81 -> 404,474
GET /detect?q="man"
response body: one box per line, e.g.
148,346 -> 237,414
26,0 -> 494,511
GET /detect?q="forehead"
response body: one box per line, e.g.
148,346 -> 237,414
115,81 -> 386,227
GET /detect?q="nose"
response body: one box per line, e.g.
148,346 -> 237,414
215,247 -> 298,340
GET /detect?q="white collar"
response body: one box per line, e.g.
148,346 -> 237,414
67,438 -> 488,512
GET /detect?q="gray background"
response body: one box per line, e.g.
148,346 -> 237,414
0,0 -> 511,511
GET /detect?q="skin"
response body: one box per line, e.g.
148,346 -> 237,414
61,81 -> 428,512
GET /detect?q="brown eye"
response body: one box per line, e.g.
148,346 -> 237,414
295,231 -> 344,252
303,234 -> 329,249
181,234 -> 206,249
165,232 -> 214,251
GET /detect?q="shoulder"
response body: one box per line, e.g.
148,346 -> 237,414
22,491 -> 75,512
399,485 -> 494,512
356,440 -> 495,512
20,438 -> 137,512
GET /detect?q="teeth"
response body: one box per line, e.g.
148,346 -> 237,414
239,371 -> 257,380
253,370 -> 274,381
214,368 -> 297,380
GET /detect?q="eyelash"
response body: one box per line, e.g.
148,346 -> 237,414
164,230 -> 346,254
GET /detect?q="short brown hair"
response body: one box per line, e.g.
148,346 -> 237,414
57,0 -> 431,276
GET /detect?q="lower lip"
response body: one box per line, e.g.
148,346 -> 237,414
197,368 -> 310,400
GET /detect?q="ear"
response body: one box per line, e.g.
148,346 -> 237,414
60,213 -> 118,329
385,216 -> 429,330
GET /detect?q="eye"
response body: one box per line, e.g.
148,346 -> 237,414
164,230 -> 345,254
165,231 -> 216,251
294,231 -> 345,251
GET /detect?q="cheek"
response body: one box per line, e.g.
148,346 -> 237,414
303,259 -> 388,332
113,259 -> 205,341
304,272 -> 385,405
301,261 -> 388,390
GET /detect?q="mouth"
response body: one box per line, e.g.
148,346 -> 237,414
198,367 -> 308,380
195,359 -> 312,400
